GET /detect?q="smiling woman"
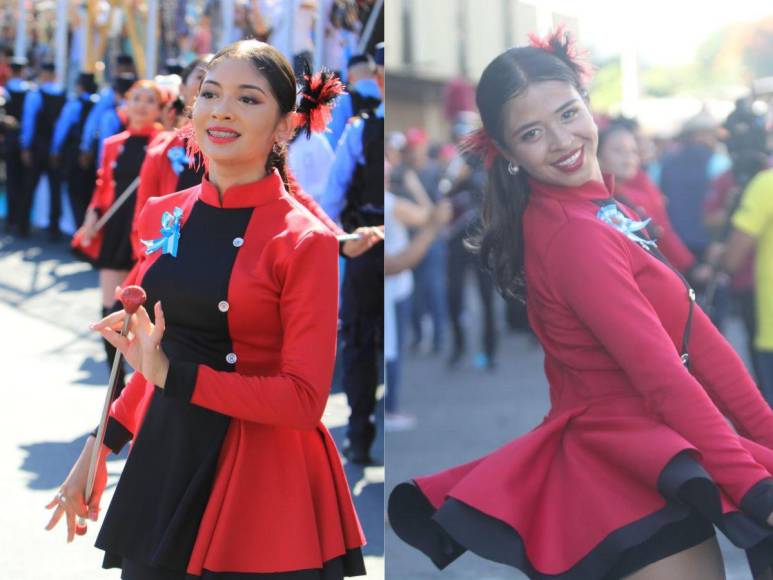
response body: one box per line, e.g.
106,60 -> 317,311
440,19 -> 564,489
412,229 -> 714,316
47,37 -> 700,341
46,40 -> 368,580
389,29 -> 773,580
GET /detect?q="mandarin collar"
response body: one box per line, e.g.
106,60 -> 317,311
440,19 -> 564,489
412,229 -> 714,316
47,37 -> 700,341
527,172 -> 615,202
127,122 -> 162,137
199,169 -> 285,208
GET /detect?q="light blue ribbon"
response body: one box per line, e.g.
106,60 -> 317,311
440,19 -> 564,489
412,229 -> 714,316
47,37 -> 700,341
167,146 -> 190,175
596,203 -> 657,250
141,207 -> 183,257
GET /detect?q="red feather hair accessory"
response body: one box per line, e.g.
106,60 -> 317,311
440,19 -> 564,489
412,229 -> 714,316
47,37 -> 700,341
460,127 -> 500,170
293,69 -> 346,137
175,123 -> 208,172
528,24 -> 593,83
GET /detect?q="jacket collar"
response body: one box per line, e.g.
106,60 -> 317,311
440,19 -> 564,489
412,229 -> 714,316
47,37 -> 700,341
199,168 -> 285,208
527,172 -> 615,202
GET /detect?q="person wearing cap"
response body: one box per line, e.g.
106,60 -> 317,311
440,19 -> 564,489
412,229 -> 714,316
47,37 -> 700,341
50,72 -> 100,229
1,56 -> 30,234
325,53 -> 382,149
322,42 -> 385,464
19,61 -> 66,239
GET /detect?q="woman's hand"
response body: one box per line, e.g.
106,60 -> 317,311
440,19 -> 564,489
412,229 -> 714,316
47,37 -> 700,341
45,436 -> 108,542
75,209 -> 99,246
91,301 -> 170,388
342,225 -> 385,258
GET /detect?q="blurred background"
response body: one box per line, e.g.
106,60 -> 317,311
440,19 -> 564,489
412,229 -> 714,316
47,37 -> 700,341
384,1 -> 773,578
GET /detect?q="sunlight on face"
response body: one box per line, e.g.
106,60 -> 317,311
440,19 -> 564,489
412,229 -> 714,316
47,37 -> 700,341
192,58 -> 290,172
126,86 -> 162,128
500,80 -> 601,188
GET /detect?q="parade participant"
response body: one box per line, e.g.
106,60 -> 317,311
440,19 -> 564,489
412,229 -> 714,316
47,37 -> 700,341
389,29 -> 773,579
73,80 -> 165,389
326,53 -> 381,149
323,42 -> 385,465
50,72 -> 100,229
19,61 -> 66,240
1,57 -> 30,235
598,122 -> 696,274
46,39 -> 367,580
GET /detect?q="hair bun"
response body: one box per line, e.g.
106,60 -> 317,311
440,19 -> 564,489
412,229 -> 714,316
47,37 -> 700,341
293,69 -> 346,137
528,24 -> 593,84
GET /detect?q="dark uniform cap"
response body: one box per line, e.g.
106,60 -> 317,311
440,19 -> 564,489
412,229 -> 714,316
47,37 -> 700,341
78,72 -> 98,93
116,53 -> 135,66
347,53 -> 374,69
40,61 -> 56,72
10,56 -> 27,70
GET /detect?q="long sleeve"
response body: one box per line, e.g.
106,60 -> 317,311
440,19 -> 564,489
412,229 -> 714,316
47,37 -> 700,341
80,100 -> 103,153
290,174 -> 343,235
689,307 -> 773,448
132,148 -> 164,258
50,99 -> 79,155
163,229 -> 339,429
87,140 -> 117,212
547,220 -> 771,505
97,109 -> 122,164
19,90 -> 40,150
322,119 -> 363,223
326,92 -> 353,149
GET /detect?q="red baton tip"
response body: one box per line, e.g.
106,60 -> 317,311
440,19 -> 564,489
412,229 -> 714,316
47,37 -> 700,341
120,285 -> 147,314
75,525 -> 87,536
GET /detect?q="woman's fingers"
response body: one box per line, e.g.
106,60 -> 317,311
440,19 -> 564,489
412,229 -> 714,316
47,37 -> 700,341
149,301 -> 165,344
66,507 -> 76,543
90,309 -> 126,332
44,503 -> 65,531
99,326 -> 131,354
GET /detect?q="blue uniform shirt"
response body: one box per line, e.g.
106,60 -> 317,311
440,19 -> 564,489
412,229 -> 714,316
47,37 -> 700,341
80,86 -> 114,153
325,78 -> 381,150
322,101 -> 384,223
20,81 -> 65,150
50,92 -> 98,156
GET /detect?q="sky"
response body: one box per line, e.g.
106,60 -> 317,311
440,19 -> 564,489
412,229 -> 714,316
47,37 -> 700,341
545,0 -> 773,65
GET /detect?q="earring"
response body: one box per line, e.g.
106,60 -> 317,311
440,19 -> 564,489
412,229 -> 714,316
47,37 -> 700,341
507,162 -> 520,176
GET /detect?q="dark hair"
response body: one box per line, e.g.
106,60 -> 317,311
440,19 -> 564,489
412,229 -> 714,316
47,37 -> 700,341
180,58 -> 206,85
468,40 -> 588,301
204,40 -> 297,192
597,121 -> 635,157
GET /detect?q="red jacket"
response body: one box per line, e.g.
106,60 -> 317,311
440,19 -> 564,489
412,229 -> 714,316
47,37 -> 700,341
100,170 -> 364,575
72,124 -> 162,261
131,129 -> 343,258
403,174 -> 773,575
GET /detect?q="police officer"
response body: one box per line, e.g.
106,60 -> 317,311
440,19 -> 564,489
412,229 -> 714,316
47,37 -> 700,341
325,53 -> 382,149
20,61 -> 66,240
1,57 -> 30,235
50,72 -> 99,229
323,42 -> 385,464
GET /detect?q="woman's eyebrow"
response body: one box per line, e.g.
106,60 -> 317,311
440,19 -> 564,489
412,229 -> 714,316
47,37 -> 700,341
202,79 -> 267,95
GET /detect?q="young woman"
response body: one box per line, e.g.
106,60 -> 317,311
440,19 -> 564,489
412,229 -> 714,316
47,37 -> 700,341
389,31 -> 773,580
48,40 -> 367,579
73,79 -> 165,385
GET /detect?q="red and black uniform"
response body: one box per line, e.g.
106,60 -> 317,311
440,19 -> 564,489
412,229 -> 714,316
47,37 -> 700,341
81,123 -> 162,267
390,174 -> 773,579
131,129 -> 342,259
95,170 -> 365,579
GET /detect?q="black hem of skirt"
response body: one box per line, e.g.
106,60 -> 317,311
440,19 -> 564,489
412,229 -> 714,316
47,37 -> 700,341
388,451 -> 773,579
105,548 -> 367,579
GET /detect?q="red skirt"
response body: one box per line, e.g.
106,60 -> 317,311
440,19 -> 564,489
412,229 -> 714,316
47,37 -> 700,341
389,400 -> 773,579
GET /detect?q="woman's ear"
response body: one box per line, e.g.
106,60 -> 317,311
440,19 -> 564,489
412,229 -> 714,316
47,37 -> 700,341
273,113 -> 295,144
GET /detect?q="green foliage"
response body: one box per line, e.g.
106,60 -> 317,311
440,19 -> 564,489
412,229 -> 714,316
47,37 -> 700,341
588,58 -> 622,114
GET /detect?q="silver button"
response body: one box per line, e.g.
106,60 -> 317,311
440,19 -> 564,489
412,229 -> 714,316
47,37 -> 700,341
218,300 -> 229,312
110,161 -> 117,168
118,145 -> 124,154
226,352 -> 237,364
688,288 -> 696,302
232,237 -> 244,247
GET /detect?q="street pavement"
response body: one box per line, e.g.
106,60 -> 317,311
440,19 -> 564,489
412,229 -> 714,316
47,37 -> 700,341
386,286 -> 757,579
0,231 -> 384,579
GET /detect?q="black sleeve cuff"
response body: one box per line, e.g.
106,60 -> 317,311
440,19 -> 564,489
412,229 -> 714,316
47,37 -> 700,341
163,359 -> 198,402
740,478 -> 773,527
339,239 -> 347,258
92,417 -> 133,454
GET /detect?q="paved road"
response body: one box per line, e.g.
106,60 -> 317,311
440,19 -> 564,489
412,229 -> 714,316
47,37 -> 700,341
0,232 -> 384,579
386,285 -> 757,579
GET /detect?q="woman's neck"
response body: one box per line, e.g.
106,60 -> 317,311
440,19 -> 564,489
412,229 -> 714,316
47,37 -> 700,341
208,162 -> 268,204
128,120 -> 154,132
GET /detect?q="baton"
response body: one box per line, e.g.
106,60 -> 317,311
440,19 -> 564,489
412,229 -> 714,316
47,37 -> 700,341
76,285 -> 147,534
73,177 -> 141,249
336,233 -> 362,242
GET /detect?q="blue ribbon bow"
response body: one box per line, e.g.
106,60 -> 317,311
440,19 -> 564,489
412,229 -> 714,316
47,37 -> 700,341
596,203 -> 657,250
167,146 -> 190,175
141,207 -> 183,257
